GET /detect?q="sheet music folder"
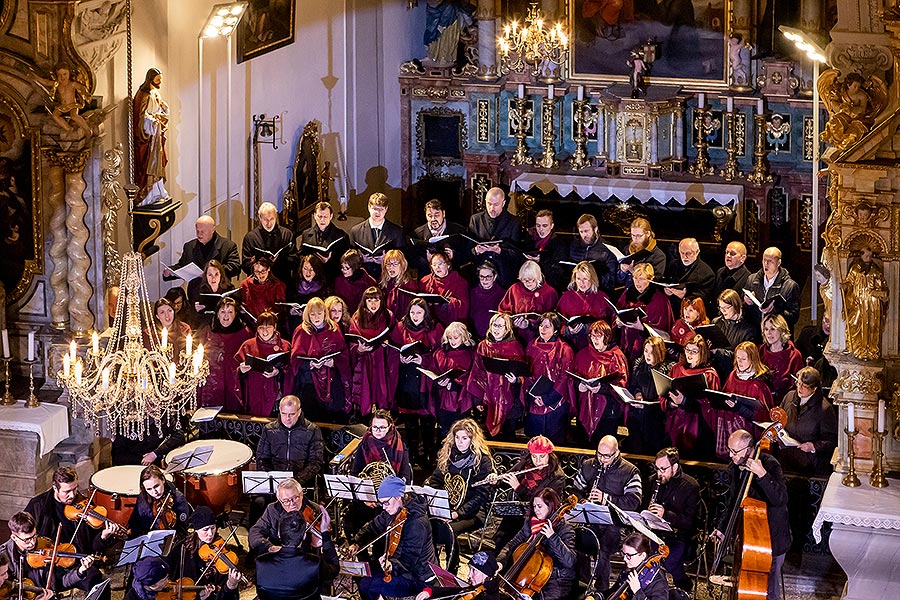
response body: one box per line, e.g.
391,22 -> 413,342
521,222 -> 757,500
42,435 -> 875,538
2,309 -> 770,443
116,530 -> 175,566
565,501 -> 613,526
323,473 -> 378,502
242,470 -> 294,494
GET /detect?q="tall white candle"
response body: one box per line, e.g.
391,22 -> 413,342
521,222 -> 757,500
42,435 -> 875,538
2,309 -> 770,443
848,403 -> 855,432
757,98 -> 764,114
577,85 -> 584,101
74,361 -> 83,386
1,329 -> 8,358
547,85 -> 554,99
92,332 -> 99,354
27,331 -> 34,362
161,327 -> 168,350
698,92 -> 705,109
878,399 -> 886,433
101,368 -> 109,390
517,84 -> 525,99
169,363 -> 176,386
69,340 -> 77,362
726,96 -> 734,112
185,333 -> 193,357
63,354 -> 70,378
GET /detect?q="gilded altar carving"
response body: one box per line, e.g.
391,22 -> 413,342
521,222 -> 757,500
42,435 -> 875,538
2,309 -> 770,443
841,235 -> 889,360
101,145 -> 124,286
819,71 -> 888,151
892,384 -> 900,441
835,368 -> 883,396
42,148 -> 91,173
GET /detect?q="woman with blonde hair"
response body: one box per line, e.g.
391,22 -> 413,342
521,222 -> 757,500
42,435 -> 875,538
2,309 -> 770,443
557,261 -> 613,351
712,341 -> 774,459
380,249 -> 418,318
427,418 -> 495,571
759,314 -> 802,403
324,295 -> 350,333
290,297 -> 351,421
498,260 -> 559,346
615,262 -> 674,363
432,321 -> 477,436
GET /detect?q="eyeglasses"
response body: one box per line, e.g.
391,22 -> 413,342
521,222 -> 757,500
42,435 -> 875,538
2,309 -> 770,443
385,261 -> 400,267
597,452 -> 616,460
728,444 -> 751,456
432,261 -> 449,268
13,532 -> 38,543
278,495 -> 301,506
622,550 -> 641,559
479,273 -> 496,280
654,463 -> 672,473
371,425 -> 389,431
253,269 -> 269,275
684,347 -> 700,355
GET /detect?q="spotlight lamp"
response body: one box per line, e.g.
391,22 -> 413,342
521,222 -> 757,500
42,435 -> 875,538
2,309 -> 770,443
200,2 -> 248,38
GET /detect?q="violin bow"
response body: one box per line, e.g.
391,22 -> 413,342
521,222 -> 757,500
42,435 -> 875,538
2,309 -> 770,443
44,525 -> 63,593
196,524 -> 242,585
345,517 -> 407,559
149,492 -> 172,531
300,496 -> 339,540
68,488 -> 99,546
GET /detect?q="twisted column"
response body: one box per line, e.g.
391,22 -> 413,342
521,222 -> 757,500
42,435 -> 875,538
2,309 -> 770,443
65,167 -> 93,335
46,163 -> 69,329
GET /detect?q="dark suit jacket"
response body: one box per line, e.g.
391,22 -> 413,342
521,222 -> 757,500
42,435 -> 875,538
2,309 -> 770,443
241,224 -> 298,285
713,265 -> 751,308
411,221 -> 468,273
166,232 -> 240,283
744,266 -> 801,331
299,223 -> 349,278
349,219 -> 405,278
467,210 -> 523,286
665,258 -> 716,309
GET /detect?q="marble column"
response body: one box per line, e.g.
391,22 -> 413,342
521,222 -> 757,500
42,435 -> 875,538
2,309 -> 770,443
46,163 -> 68,330
65,167 -> 93,335
476,0 -> 497,80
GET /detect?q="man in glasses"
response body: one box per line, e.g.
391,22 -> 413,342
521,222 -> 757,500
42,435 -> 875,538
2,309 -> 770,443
572,435 -> 642,591
712,429 -> 790,600
645,447 -> 700,592
249,478 -> 328,557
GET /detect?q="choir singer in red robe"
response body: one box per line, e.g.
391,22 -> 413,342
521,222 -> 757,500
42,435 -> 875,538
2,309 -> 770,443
348,287 -> 399,416
571,320 -> 629,444
523,313 -> 574,444
557,261 -> 613,351
616,263 -> 673,364
498,260 -> 559,346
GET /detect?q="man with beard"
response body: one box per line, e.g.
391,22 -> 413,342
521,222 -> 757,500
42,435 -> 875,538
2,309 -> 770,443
663,237 -> 715,312
133,68 -> 169,205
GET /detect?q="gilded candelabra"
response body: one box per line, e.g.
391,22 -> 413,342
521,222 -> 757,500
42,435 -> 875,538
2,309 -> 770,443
842,429 -> 861,487
24,359 -> 39,408
719,110 -> 742,181
510,97 -> 533,166
569,98 -> 591,170
689,107 -> 714,177
870,430 -> 889,488
746,113 -> 774,185
538,96 -> 559,169
498,3 -> 569,83
1,358 -> 14,405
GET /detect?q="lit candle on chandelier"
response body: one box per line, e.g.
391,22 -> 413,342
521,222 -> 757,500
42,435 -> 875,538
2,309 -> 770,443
74,361 -> 83,386
185,333 -> 193,357
69,340 -> 77,363
63,353 -> 70,378
169,363 -> 176,386
101,368 -> 109,391
92,332 -> 99,354
161,327 -> 168,350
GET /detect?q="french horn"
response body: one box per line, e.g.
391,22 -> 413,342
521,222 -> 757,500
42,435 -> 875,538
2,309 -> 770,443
444,473 -> 466,510
359,460 -> 394,491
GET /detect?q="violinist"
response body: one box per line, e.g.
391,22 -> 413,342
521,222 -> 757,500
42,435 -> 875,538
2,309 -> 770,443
125,556 -> 213,600
645,448 -> 699,592
711,430 -> 790,600
256,510 -> 339,600
347,475 -> 437,600
0,512 -> 97,595
165,507 -> 241,600
605,532 -> 669,600
0,545 -> 52,600
249,479 -> 327,557
128,465 -> 192,538
415,551 -> 501,600
572,436 -> 642,591
24,467 -> 119,554
496,488 -> 576,600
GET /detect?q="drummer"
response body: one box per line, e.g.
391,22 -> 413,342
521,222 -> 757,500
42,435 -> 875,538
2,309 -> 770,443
248,479 -> 329,557
129,465 -> 192,538
25,466 -> 120,555
165,507 -> 241,600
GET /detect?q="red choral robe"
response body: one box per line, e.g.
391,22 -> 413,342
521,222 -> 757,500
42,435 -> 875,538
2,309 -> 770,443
708,373 -> 774,460
348,312 -> 399,415
240,276 -> 286,318
335,270 -> 377,314
499,282 -> 559,346
617,286 -> 674,363
290,323 -> 351,411
759,341 -> 803,403
469,285 -> 505,339
466,338 -> 525,436
197,323 -> 252,411
383,278 -> 419,321
557,289 -> 614,350
662,363 -> 720,454
235,333 -> 292,417
392,320 -> 444,415
524,339 -> 574,416
432,345 -> 475,413
571,344 -> 628,437
420,271 -> 470,326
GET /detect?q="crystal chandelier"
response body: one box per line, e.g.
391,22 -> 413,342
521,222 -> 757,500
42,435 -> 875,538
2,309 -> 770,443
498,3 -> 569,83
58,253 -> 209,439
57,0 -> 208,440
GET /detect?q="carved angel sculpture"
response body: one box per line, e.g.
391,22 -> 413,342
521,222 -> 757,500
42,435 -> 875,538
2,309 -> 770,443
819,71 -> 887,151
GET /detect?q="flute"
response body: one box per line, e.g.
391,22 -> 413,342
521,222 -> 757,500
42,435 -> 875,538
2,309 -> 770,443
470,465 -> 542,487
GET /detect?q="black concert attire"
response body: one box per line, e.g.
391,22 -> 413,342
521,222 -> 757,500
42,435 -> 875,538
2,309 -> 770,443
299,222 -> 350,280
241,223 -> 299,288
249,416 -> 325,525
426,448 -> 494,570
165,231 -> 241,286
616,241 -> 667,289
349,218 -> 406,279
497,513 -> 576,600
467,209 -> 523,287
716,452 -> 791,600
411,220 -> 468,275
128,482 -> 192,538
712,264 -> 751,312
572,455 -> 643,590
0,537 -> 103,599
524,229 -> 569,292
606,562 -> 670,600
353,495 -> 438,600
25,489 -> 115,554
567,235 -> 619,294
777,389 -> 838,475
663,257 -> 716,312
743,266 -> 802,332
248,498 -> 324,556
624,356 -> 675,455
111,414 -> 195,466
646,469 -> 700,590
256,532 -> 340,600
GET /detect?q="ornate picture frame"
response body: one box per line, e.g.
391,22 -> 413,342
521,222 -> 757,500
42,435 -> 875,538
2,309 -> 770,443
415,107 -> 467,169
569,0 -> 729,85
237,0 -> 296,64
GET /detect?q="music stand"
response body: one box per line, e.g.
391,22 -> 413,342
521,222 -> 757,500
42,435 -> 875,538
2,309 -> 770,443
608,502 -> 664,545
565,502 -> 613,526
166,445 -> 214,474
84,579 -> 110,600
116,529 -> 175,567
323,474 -> 378,502
242,471 -> 294,494
409,485 -> 452,519
338,560 -> 371,577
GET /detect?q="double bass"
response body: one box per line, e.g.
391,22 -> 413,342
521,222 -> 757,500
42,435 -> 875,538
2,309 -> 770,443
711,407 -> 787,599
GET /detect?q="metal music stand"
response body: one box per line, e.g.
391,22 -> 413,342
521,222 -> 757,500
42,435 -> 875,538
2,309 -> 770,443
165,445 -> 213,474
608,501 -> 664,545
116,529 -> 175,567
242,471 -> 294,495
323,474 -> 377,502
565,502 -> 614,526
84,579 -> 110,600
408,485 -> 452,520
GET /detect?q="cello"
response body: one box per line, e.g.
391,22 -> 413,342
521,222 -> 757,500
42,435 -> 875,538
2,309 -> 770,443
711,407 -> 787,600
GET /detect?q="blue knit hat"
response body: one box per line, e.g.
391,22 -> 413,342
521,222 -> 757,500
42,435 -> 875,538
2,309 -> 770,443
377,475 -> 406,500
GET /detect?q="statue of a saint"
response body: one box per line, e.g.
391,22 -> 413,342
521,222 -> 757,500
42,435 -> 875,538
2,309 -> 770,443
415,0 -> 475,67
842,245 -> 889,360
133,68 -> 169,205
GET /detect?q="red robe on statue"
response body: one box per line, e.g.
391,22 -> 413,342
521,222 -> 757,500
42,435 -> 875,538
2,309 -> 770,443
571,344 -> 628,437
524,339 -> 575,416
662,363 -> 719,455
433,345 -> 475,413
420,271 -> 470,326
617,286 -> 674,363
557,288 -> 613,350
235,333 -> 293,417
290,324 -> 351,412
466,338 -> 525,436
759,341 -> 803,404
499,282 -> 559,346
349,312 -> 399,415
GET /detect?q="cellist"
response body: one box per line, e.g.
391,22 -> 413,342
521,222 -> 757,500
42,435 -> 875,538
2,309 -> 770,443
496,488 -> 576,600
711,429 -> 790,600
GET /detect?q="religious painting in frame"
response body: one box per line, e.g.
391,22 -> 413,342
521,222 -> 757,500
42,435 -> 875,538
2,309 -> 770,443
569,0 -> 729,84
237,0 -> 296,64
571,102 -> 600,141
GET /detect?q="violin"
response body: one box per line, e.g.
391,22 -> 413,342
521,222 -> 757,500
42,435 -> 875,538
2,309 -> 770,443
197,538 -> 251,586
26,537 -> 103,569
63,500 -> 130,538
155,578 -> 211,600
381,507 -> 407,583
605,545 -> 669,600
152,494 -> 177,530
0,578 -> 44,600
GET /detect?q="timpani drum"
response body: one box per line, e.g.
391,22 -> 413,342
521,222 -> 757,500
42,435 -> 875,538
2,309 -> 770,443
165,440 -> 253,515
90,465 -> 144,526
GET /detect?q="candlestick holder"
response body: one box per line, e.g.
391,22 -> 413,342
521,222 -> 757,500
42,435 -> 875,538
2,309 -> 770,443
689,107 -> 715,177
746,113 -> 774,185
1,357 -> 14,406
23,359 -> 39,409
569,98 -> 591,170
538,96 -> 559,169
842,429 -> 861,487
510,97 -> 533,166
719,110 -> 743,181
870,430 -> 889,488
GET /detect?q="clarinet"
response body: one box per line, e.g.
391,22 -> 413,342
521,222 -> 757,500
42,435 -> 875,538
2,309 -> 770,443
649,477 -> 661,505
